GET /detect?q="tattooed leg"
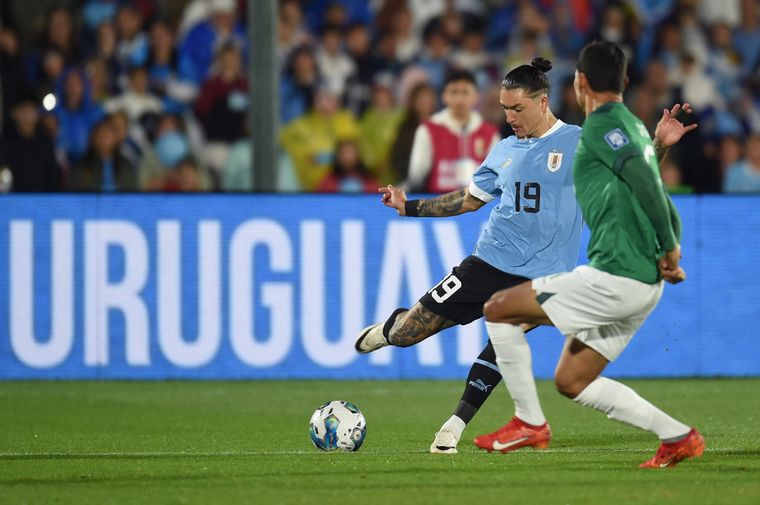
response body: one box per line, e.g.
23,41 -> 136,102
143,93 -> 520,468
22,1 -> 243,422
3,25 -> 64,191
387,302 -> 457,347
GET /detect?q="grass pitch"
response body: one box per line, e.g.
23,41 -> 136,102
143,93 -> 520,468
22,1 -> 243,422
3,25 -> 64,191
0,379 -> 758,505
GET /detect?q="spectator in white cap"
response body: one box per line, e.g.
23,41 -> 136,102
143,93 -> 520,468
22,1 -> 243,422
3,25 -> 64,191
177,0 -> 246,86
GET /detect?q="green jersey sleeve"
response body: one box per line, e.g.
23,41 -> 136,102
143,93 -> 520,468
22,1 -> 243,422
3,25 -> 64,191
666,193 -> 682,243
617,155 -> 678,251
582,111 -> 678,251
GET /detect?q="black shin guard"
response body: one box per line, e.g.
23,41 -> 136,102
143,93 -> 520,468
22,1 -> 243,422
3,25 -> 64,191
454,340 -> 502,424
382,307 -> 408,343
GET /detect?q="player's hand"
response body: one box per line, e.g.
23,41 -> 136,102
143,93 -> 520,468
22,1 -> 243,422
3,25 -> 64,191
659,246 -> 687,284
378,184 -> 408,216
654,103 -> 698,148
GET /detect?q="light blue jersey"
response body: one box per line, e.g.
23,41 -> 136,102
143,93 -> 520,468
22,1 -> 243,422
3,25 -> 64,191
468,120 -> 583,279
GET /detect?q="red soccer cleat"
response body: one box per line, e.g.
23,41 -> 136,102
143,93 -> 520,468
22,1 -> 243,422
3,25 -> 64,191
639,428 -> 705,468
473,417 -> 552,453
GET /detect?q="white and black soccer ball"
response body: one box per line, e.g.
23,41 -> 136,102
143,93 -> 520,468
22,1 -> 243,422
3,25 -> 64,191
309,400 -> 367,452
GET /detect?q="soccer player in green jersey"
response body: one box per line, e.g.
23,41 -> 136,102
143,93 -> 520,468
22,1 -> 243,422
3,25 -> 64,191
471,40 -> 705,468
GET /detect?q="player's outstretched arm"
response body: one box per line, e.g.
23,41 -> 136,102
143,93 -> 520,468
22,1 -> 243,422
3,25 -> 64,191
378,185 -> 486,217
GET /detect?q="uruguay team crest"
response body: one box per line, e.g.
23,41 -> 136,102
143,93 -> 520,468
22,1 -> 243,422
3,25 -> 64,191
547,150 -> 563,172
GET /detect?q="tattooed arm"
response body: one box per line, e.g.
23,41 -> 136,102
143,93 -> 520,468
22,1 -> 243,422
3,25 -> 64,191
654,140 -> 669,163
379,185 -> 487,217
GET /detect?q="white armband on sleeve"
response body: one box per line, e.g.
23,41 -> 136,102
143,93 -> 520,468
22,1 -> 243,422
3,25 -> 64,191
468,181 -> 495,203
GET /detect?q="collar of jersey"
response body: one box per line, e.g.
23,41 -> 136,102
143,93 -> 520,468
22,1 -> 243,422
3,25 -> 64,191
539,119 -> 565,138
518,119 -> 565,142
590,101 -> 621,117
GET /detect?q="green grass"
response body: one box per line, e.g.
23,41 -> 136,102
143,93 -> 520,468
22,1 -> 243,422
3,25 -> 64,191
0,379 -> 759,505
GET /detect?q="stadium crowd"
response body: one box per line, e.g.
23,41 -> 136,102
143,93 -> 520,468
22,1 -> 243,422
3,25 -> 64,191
1,0 -> 759,193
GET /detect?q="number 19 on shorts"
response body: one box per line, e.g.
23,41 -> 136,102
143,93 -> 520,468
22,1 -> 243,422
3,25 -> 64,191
428,273 -> 462,303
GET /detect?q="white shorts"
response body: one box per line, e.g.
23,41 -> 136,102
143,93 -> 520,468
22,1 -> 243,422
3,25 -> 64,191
532,265 -> 664,361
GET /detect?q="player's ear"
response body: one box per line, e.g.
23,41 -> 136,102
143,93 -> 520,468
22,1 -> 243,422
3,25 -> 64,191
577,72 -> 588,91
623,76 -> 630,91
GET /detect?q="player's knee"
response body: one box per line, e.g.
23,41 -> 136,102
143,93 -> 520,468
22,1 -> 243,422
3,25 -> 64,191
554,373 -> 585,398
484,298 -> 523,324
483,296 -> 506,322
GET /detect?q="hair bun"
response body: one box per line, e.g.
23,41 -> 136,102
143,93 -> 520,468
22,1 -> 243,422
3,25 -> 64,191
531,57 -> 553,73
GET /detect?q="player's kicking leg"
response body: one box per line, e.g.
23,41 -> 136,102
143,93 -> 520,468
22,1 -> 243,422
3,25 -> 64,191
356,256 -> 515,353
354,303 -> 456,354
355,256 -> 533,454
476,267 -> 704,467
354,301 -> 473,454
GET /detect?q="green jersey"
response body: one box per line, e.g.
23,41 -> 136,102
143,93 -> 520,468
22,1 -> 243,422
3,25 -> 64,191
574,102 -> 679,284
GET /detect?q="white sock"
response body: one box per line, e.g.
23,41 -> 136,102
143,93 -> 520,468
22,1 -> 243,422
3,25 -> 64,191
573,377 -> 691,440
486,321 -> 546,426
440,415 -> 466,440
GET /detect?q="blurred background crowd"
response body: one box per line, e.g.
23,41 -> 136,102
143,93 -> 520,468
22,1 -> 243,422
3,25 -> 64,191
1,0 -> 760,193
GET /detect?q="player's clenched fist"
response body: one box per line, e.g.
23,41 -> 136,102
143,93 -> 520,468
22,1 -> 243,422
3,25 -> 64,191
378,184 -> 408,215
658,247 -> 687,284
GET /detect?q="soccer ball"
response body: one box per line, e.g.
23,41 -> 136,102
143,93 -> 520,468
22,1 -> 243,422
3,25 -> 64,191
309,400 -> 367,452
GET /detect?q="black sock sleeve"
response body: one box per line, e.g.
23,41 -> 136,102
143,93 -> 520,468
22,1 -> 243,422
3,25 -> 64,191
453,340 -> 503,424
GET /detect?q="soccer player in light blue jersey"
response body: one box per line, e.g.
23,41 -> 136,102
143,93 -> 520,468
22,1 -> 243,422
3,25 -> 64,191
354,59 -> 687,455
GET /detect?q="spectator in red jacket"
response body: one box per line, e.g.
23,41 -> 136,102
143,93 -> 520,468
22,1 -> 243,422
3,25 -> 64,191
405,69 -> 499,193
